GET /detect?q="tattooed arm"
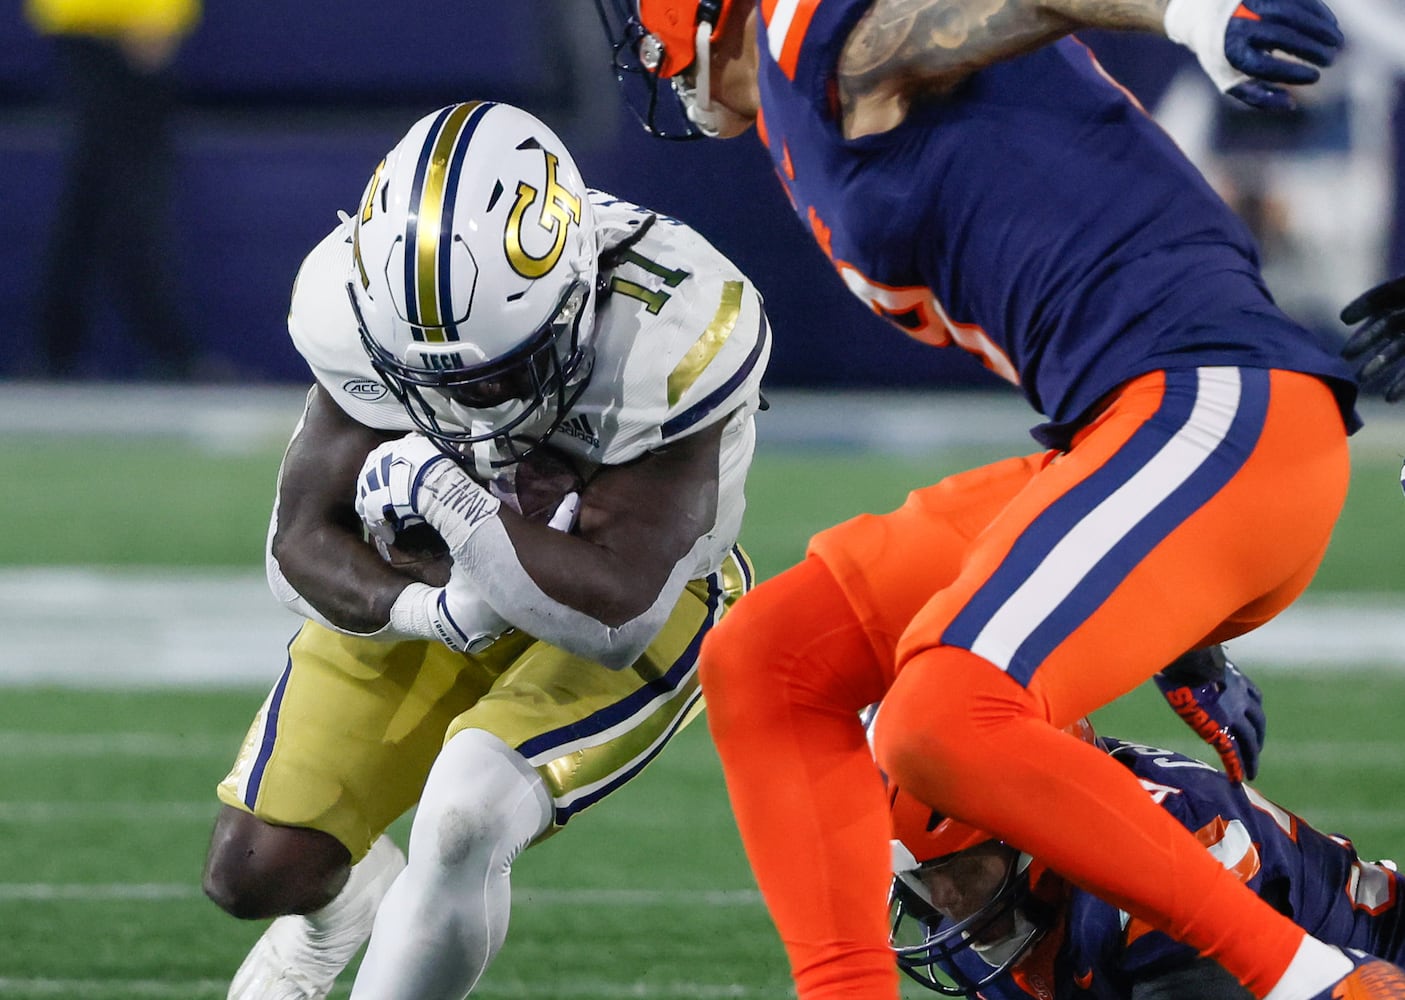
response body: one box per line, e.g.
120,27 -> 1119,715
837,0 -> 1168,135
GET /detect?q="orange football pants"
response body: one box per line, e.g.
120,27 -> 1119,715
701,368 -> 1350,999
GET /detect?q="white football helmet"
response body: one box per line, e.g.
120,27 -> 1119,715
347,101 -> 598,463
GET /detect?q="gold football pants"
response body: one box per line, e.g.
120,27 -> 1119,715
217,546 -> 753,861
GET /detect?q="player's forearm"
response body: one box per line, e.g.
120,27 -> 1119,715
269,386 -> 422,634
496,516 -> 682,626
465,517 -> 697,670
270,521 -> 425,634
481,426 -> 721,628
840,0 -> 1166,96
1041,0 -> 1168,31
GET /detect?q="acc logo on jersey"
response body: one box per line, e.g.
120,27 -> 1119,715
343,378 -> 388,401
504,150 -> 582,280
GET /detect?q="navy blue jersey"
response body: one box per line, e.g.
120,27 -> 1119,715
939,739 -> 1405,999
755,1 -> 1359,447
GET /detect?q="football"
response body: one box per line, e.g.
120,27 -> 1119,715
379,522 -> 452,585
375,445 -> 587,583
496,444 -> 588,522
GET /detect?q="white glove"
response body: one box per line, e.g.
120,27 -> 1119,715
1164,0 -> 1342,112
387,571 -> 511,654
383,490 -> 580,653
1164,0 -> 1251,96
356,434 -> 501,556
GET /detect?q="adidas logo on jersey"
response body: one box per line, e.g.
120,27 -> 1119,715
558,414 -> 600,449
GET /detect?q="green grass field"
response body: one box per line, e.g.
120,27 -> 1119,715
1,411 -> 1403,998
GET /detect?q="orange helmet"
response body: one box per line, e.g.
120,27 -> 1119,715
637,0 -> 728,78
593,0 -> 732,139
888,785 -> 992,870
883,715 -> 1098,996
883,714 -> 1099,866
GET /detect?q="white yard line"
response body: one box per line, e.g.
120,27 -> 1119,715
1,730 -> 1395,761
0,569 -> 297,688
0,884 -> 203,901
1,570 -> 1402,687
2,387 -> 1402,686
0,802 -> 215,822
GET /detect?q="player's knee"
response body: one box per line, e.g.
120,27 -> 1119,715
872,707 -> 989,814
703,562 -> 881,742
202,806 -> 351,919
411,730 -> 549,875
875,671 -> 969,773
876,646 -> 1029,790
415,800 -> 505,872
871,704 -> 942,791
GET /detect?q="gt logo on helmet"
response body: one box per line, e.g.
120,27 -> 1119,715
504,150 -> 582,281
350,102 -> 601,465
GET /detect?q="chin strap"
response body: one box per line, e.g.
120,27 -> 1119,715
676,21 -> 724,138
693,22 -> 713,116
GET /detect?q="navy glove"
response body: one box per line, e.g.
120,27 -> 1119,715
1341,274 -> 1405,402
1153,646 -> 1266,782
1165,0 -> 1343,112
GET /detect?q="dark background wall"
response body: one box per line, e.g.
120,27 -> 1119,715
1,3 -> 1400,388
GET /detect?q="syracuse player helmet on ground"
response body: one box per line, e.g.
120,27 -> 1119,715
594,0 -> 733,139
347,101 -> 598,463
885,718 -> 1098,996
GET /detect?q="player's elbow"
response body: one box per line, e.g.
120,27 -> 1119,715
267,524 -> 305,596
578,600 -> 674,672
596,643 -> 646,672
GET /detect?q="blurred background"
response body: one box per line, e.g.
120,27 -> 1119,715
2,4 -> 1405,998
0,0 -> 1399,388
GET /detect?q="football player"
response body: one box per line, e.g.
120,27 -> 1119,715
200,101 -> 770,1000
594,3 -> 1404,1000
886,719 -> 1405,1000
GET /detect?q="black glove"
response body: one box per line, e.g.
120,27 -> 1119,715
1153,646 -> 1265,782
1341,274 -> 1405,402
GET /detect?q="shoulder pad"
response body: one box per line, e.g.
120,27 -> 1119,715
562,214 -> 770,465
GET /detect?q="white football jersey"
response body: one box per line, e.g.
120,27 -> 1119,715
286,191 -> 771,579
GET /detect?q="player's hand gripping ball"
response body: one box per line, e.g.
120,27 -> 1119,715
379,522 -> 453,585
370,443 -> 587,581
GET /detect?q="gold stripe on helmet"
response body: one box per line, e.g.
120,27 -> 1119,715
415,102 -> 480,343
